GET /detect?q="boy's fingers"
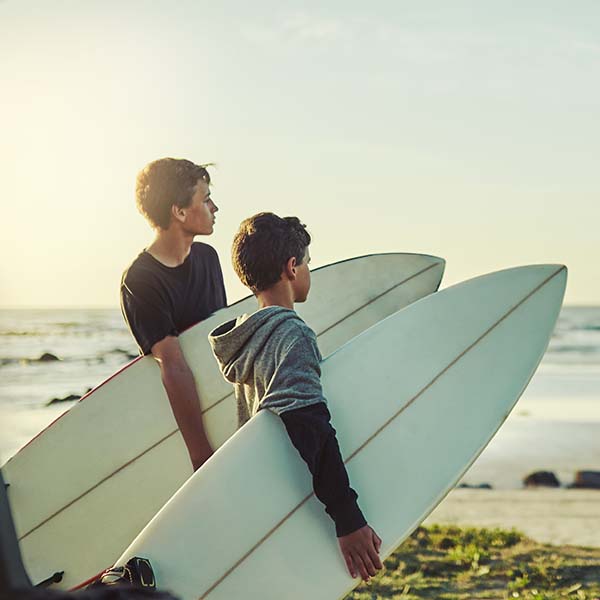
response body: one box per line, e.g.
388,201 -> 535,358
373,530 -> 382,552
343,550 -> 357,578
359,550 -> 378,577
365,531 -> 383,570
368,544 -> 383,570
352,551 -> 370,581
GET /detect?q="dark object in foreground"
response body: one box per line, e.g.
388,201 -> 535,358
5,590 -> 177,599
89,558 -> 156,590
0,472 -> 31,593
523,470 -> 561,487
571,470 -> 600,489
1,470 -> 178,600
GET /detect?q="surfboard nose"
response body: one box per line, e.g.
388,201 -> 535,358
437,264 -> 567,318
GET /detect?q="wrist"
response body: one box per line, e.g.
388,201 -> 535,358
333,496 -> 367,537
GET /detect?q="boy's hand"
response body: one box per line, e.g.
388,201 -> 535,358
338,524 -> 383,582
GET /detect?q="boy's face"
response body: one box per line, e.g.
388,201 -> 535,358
293,248 -> 311,303
179,179 -> 218,235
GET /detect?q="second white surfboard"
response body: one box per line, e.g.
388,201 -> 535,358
115,264 -> 566,600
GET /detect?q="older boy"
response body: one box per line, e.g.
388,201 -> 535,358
209,213 -> 382,582
121,158 -> 226,472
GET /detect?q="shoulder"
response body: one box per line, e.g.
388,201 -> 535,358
277,316 -> 320,358
121,251 -> 162,292
191,242 -> 220,261
290,318 -> 318,344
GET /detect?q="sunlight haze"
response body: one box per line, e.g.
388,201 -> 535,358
1,1 -> 598,307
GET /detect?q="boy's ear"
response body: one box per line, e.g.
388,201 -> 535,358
284,256 -> 297,280
171,204 -> 186,223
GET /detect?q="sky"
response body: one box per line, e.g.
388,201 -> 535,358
1,0 -> 599,307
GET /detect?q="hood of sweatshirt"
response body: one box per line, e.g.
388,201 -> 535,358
209,306 -> 302,384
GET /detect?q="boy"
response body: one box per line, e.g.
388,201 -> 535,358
209,213 -> 382,582
121,158 -> 226,472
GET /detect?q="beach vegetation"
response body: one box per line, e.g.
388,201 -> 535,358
344,525 -> 600,600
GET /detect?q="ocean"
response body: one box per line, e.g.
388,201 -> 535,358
1,307 -> 599,487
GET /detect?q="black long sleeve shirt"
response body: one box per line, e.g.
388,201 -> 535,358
281,403 -> 366,536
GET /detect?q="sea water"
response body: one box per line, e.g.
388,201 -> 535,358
0,309 -> 138,462
1,307 -> 599,486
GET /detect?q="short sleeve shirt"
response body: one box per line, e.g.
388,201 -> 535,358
120,242 -> 227,355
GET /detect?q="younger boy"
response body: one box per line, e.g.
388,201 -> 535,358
208,213 -> 382,582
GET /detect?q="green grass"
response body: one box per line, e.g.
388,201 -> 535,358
343,525 -> 600,600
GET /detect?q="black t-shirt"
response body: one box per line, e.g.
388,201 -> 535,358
120,242 -> 227,355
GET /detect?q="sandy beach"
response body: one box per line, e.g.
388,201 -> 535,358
422,370 -> 600,550
454,369 -> 600,484
426,488 -> 600,548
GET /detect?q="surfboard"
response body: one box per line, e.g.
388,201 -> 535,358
1,253 -> 445,590
113,264 -> 566,600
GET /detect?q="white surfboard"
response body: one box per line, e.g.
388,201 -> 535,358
1,253 -> 444,590
113,264 -> 566,600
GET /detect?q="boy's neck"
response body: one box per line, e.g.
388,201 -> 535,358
147,227 -> 195,267
256,282 -> 295,311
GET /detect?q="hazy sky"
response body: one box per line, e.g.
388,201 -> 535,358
1,1 -> 598,307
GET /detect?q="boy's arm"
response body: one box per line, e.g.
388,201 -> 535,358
280,403 -> 365,536
263,333 -> 382,580
152,336 -> 213,472
121,278 -> 212,471
280,404 -> 382,581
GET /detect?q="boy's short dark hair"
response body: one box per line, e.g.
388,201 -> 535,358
135,158 -> 211,230
232,212 -> 311,293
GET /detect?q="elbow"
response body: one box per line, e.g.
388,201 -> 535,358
156,357 -> 191,386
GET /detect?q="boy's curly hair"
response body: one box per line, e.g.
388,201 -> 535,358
135,158 -> 211,229
232,212 -> 311,293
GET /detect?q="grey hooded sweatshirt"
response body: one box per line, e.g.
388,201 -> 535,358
209,306 -> 366,537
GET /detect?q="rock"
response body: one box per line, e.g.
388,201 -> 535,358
38,352 -> 60,362
571,470 -> 600,489
457,482 -> 493,489
47,393 -> 80,406
113,348 -> 138,361
523,471 -> 561,488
